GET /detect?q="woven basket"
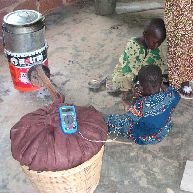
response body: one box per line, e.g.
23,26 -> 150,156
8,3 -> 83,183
22,146 -> 104,193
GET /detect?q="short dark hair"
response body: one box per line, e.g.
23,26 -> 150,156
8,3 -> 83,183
138,64 -> 162,89
144,18 -> 166,42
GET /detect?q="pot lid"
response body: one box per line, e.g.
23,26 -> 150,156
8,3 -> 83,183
3,10 -> 43,26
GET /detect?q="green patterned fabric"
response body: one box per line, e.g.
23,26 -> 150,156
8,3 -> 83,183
112,38 -> 167,91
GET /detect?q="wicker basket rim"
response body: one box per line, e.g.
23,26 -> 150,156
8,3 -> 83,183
22,146 -> 104,176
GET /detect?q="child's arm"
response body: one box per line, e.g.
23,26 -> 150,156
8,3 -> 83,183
121,92 -> 131,112
152,47 -> 168,75
168,86 -> 181,108
121,84 -> 143,112
133,83 -> 142,98
119,38 -> 143,77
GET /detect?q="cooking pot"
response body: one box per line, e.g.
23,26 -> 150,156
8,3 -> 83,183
2,10 -> 45,53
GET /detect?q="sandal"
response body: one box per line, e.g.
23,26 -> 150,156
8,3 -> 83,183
179,85 -> 193,100
106,78 -> 119,93
88,74 -> 108,89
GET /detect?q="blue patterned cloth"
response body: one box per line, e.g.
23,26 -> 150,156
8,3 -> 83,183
106,87 -> 180,145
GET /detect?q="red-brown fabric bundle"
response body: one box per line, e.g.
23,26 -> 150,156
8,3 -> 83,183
10,101 -> 108,172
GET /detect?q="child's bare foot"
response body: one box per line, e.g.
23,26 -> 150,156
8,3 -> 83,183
106,78 -> 119,93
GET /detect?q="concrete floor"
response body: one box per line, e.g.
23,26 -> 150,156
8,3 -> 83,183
0,2 -> 193,193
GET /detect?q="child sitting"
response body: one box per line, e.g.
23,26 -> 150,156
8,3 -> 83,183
105,64 -> 180,145
89,18 -> 168,96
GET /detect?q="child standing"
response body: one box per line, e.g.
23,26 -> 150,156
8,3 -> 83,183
89,18 -> 168,95
105,64 -> 180,145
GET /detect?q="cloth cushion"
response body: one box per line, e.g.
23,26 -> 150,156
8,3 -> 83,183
10,101 -> 107,172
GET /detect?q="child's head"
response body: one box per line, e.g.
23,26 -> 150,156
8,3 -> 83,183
138,64 -> 162,96
143,18 -> 166,50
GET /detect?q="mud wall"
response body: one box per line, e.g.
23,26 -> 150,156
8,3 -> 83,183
0,0 -> 82,53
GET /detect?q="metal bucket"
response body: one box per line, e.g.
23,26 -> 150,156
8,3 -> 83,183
2,10 -> 48,92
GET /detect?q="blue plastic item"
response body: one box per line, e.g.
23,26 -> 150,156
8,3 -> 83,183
59,105 -> 78,134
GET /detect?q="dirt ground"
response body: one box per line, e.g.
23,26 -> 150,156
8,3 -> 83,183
0,2 -> 193,193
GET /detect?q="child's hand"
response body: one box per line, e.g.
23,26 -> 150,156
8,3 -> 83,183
121,99 -> 130,112
161,84 -> 168,92
121,92 -> 130,112
133,86 -> 142,98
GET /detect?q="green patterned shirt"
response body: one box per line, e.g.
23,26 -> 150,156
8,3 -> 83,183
113,37 -> 167,81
